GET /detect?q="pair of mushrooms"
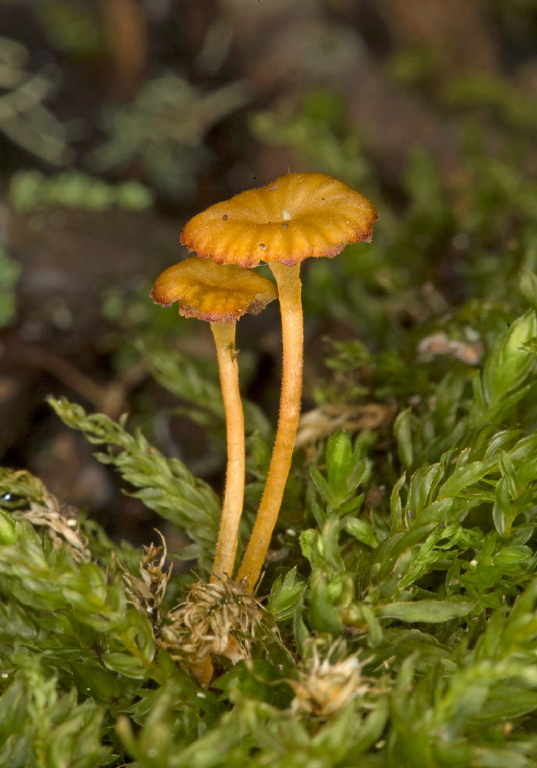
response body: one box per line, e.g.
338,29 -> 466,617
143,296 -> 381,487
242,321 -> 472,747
151,172 -> 377,594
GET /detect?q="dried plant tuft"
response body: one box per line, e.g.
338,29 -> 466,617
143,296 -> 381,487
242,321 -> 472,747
289,643 -> 376,718
119,532 -> 171,634
160,577 -> 268,669
15,495 -> 90,563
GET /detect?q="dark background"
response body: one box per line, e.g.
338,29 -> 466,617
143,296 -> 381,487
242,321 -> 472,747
1,0 -> 535,543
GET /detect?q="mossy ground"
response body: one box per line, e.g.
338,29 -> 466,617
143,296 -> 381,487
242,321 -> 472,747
3,4 -> 537,765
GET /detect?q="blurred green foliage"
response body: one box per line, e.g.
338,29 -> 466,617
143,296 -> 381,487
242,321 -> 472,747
0,247 -> 21,328
36,0 -> 106,59
1,31 -> 248,198
91,75 -> 249,197
252,89 -> 373,191
0,37 -> 70,165
442,72 -> 537,134
9,170 -> 154,212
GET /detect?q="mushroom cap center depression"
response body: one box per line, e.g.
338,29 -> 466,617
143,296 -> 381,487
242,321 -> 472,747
180,172 -> 378,268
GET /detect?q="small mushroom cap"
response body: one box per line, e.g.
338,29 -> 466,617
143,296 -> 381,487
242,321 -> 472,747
150,257 -> 277,323
180,172 -> 378,268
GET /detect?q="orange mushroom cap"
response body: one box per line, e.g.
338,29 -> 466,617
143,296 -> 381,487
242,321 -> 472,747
150,257 -> 277,323
180,172 -> 378,268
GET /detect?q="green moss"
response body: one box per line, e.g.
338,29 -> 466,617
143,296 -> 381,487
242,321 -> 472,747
6,28 -> 537,765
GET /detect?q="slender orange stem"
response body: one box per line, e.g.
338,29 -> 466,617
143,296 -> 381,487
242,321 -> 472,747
189,655 -> 214,688
237,262 -> 303,592
210,321 -> 245,582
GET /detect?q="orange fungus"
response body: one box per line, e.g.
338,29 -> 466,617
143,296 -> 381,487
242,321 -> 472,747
180,172 -> 378,268
150,257 -> 277,323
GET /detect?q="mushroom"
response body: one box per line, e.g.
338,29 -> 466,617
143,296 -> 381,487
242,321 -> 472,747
150,257 -> 277,583
181,172 -> 378,592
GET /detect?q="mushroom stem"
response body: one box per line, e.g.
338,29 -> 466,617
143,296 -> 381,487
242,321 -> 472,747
237,262 -> 303,592
190,655 -> 214,688
210,321 -> 245,583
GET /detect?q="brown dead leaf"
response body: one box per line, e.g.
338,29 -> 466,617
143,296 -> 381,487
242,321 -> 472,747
296,402 -> 396,448
417,332 -> 483,365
